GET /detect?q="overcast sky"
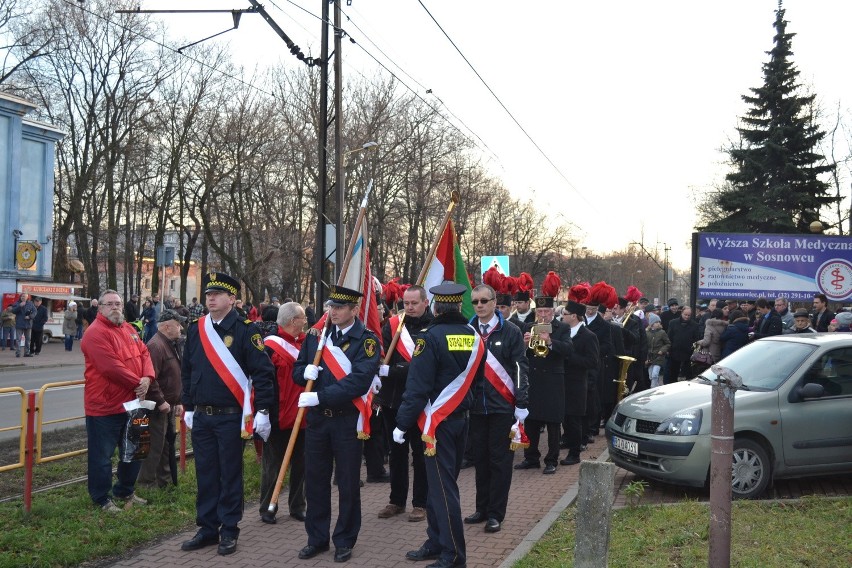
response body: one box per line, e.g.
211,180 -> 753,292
155,0 -> 851,270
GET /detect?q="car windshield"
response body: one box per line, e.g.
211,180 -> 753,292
696,340 -> 815,391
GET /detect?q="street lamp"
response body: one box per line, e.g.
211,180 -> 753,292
336,140 -> 379,276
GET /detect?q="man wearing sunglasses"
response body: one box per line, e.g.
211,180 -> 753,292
463,285 -> 529,534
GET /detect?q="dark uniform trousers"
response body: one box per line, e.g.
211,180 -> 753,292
424,416 -> 468,566
524,419 -> 561,466
562,414 -> 584,457
382,405 -> 427,508
469,412 -> 514,521
192,412 -> 244,539
304,410 -> 362,548
259,427 -> 306,516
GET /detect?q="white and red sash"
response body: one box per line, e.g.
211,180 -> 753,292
320,342 -> 372,439
264,335 -> 300,363
417,328 -> 485,456
389,315 -> 415,362
198,315 -> 254,438
484,349 -> 516,406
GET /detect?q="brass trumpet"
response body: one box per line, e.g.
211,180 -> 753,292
614,355 -> 636,401
528,320 -> 552,358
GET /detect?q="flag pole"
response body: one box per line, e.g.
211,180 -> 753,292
383,190 -> 460,363
268,180 -> 374,512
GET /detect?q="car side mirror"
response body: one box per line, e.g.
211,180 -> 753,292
798,382 -> 825,400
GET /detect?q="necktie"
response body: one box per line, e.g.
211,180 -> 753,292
481,323 -> 489,336
333,329 -> 341,344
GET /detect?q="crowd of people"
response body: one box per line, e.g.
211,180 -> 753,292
73,271 -> 852,566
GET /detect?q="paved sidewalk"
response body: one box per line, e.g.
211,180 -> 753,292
107,436 -> 611,568
0,338 -> 84,371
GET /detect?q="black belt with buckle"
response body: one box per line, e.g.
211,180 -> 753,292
446,410 -> 469,421
316,407 -> 359,418
196,405 -> 242,415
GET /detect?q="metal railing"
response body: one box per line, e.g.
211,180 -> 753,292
0,387 -> 27,473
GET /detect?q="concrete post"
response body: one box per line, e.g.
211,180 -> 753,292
574,460 -> 617,568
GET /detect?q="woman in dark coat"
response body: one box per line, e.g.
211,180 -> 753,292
720,309 -> 750,358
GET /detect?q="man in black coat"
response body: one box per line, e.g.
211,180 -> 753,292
515,295 -> 572,475
559,301 -> 599,466
508,290 -> 535,327
811,294 -> 835,332
603,306 -> 627,419
613,297 -> 647,391
582,302 -> 613,438
666,306 -> 699,384
292,285 -> 380,564
394,283 -> 483,568
376,285 -> 432,522
464,284 -> 529,533
751,297 -> 783,341
30,297 -> 49,355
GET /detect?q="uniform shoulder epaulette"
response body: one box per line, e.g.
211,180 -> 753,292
244,318 -> 253,325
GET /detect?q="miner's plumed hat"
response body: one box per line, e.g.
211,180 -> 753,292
203,272 -> 240,295
430,282 -> 467,303
534,296 -> 555,308
496,293 -> 513,307
327,285 -> 363,306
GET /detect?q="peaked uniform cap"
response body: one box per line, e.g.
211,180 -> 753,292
327,285 -> 363,306
203,272 -> 240,295
430,282 -> 467,303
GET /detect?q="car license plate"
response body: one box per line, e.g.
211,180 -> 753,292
612,435 -> 638,457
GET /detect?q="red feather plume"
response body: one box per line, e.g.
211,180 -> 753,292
541,271 -> 561,298
589,281 -> 618,308
517,272 -> 533,292
384,277 -> 403,306
503,276 -> 519,294
568,283 -> 591,304
483,266 -> 504,291
625,285 -> 643,304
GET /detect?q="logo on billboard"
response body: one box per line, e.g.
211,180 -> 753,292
816,258 -> 852,301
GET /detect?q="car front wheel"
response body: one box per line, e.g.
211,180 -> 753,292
731,439 -> 771,499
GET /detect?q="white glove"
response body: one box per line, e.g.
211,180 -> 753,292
392,427 -> 406,444
303,364 -> 322,381
298,392 -> 320,407
514,407 -> 529,423
370,375 -> 382,394
183,410 -> 194,430
254,412 -> 271,442
378,364 -> 390,377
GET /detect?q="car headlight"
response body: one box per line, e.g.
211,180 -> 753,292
655,408 -> 702,436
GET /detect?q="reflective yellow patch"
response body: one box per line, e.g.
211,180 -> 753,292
251,333 -> 264,351
223,335 -> 234,347
446,335 -> 474,351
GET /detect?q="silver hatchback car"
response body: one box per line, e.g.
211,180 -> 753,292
606,333 -> 852,498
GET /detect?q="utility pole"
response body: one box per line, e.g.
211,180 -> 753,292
333,0 -> 345,278
315,0 -> 331,307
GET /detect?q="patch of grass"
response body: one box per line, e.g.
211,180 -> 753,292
0,443 -> 261,568
515,497 -> 852,568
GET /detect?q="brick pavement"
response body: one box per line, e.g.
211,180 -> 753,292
107,436 -> 611,568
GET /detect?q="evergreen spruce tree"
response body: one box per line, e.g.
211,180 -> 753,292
702,2 -> 836,233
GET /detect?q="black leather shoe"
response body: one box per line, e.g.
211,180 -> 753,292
217,535 -> 237,556
543,464 -> 557,474
405,544 -> 440,561
298,544 -> 330,559
289,510 -> 306,522
464,511 -> 486,524
366,472 -> 390,483
560,455 -> 580,466
484,518 -> 501,533
514,459 -> 540,470
334,546 -> 353,562
181,531 -> 218,551
260,511 -> 277,524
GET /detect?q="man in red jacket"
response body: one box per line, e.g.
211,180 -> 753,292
258,301 -> 308,524
81,289 -> 155,512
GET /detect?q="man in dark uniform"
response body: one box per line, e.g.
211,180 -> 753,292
582,282 -> 615,439
464,284 -> 528,534
613,297 -> 647,391
395,283 -> 484,568
515,292 -> 572,475
180,272 -> 275,556
376,285 -> 432,522
292,285 -> 380,564
559,301 -> 599,466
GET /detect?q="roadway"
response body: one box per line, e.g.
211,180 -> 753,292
0,364 -> 85,442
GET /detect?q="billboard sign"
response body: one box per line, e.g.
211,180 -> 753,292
694,232 -> 852,302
